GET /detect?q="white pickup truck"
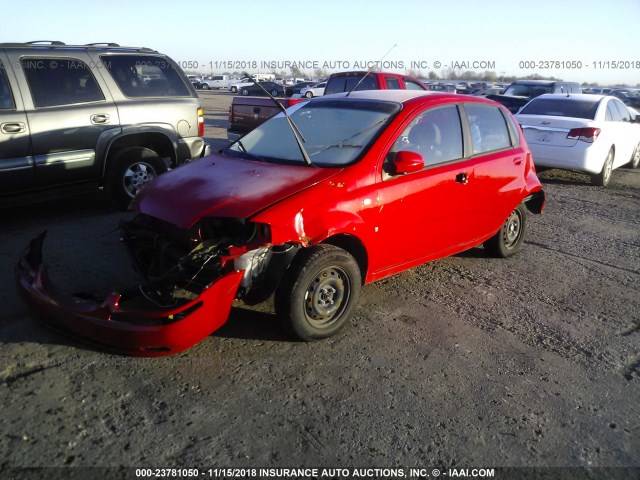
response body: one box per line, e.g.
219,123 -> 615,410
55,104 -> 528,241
199,75 -> 231,90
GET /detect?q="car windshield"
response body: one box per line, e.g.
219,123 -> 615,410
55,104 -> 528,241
519,97 -> 600,119
225,99 -> 401,166
504,84 -> 552,98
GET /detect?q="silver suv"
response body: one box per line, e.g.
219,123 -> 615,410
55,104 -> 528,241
0,41 -> 209,208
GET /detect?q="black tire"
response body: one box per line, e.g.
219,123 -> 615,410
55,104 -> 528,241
304,91 -> 313,98
201,83 -> 209,90
629,141 -> 640,169
275,244 -> 361,341
230,86 -> 237,93
484,203 -> 528,258
104,147 -> 167,210
591,148 -> 614,186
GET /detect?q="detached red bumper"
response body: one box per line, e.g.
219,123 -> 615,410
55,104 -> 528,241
16,232 -> 244,357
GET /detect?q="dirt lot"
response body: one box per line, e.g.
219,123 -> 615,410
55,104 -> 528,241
0,90 -> 638,476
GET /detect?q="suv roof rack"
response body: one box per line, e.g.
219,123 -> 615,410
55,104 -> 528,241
0,41 -> 156,52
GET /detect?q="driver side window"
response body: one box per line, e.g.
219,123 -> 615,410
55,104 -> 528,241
383,104 -> 463,180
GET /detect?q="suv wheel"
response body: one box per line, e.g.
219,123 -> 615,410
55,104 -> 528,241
105,147 -> 167,209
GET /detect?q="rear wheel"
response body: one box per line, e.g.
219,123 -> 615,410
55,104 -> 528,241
591,148 -> 614,186
629,141 -> 640,168
104,147 -> 167,210
275,244 -> 361,341
304,91 -> 313,98
201,83 -> 209,90
484,203 -> 528,258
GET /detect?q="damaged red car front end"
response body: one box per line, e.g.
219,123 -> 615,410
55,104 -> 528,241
16,231 -> 245,357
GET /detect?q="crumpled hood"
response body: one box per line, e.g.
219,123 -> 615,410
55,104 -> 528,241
134,152 -> 342,228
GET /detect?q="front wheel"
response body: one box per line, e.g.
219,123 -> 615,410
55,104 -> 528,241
104,147 -> 167,210
230,86 -> 237,93
304,91 -> 313,98
275,244 -> 361,341
591,148 -> 614,186
484,203 -> 528,258
201,84 -> 209,90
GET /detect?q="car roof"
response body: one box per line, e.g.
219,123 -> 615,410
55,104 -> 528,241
529,93 -> 605,101
314,89 -> 496,107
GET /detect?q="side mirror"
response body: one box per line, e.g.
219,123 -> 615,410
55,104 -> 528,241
393,150 -> 424,175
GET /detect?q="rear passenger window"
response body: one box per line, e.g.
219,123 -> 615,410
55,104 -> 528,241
21,58 -> 104,107
0,62 -> 15,110
102,55 -> 191,97
611,99 -> 631,122
465,104 -> 512,154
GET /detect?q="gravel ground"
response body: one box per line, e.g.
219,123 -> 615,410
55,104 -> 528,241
0,91 -> 638,477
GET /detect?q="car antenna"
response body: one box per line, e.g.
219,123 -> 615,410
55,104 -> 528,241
345,44 -> 397,97
241,72 -> 313,166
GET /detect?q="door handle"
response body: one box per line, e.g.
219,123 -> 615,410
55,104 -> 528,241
90,114 -> 110,124
513,157 -> 522,165
455,172 -> 468,185
1,122 -> 26,134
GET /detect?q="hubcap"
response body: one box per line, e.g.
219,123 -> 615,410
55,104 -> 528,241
304,266 -> 350,328
123,162 -> 156,198
503,209 -> 522,248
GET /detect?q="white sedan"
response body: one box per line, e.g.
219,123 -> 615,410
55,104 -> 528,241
300,81 -> 326,98
516,94 -> 640,186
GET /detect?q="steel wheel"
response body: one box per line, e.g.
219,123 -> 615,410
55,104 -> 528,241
503,208 -> 523,249
304,266 -> 351,328
484,203 -> 528,258
275,244 -> 361,340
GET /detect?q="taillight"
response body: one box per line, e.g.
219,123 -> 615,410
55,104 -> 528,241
197,107 -> 205,137
567,127 -> 600,143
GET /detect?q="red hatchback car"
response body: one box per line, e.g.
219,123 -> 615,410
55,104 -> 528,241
17,90 -> 544,356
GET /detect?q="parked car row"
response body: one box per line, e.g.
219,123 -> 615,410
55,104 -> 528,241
5,42 -> 638,357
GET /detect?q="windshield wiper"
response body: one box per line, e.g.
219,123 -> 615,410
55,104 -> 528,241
241,72 -> 313,167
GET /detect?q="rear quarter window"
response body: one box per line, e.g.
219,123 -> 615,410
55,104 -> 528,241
102,55 -> 192,97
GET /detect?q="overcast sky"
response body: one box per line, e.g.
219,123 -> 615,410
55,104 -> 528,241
2,0 -> 639,85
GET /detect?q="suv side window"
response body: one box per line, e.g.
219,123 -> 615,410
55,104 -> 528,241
102,55 -> 191,97
0,62 -> 15,110
465,103 -> 512,154
21,58 -> 104,107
